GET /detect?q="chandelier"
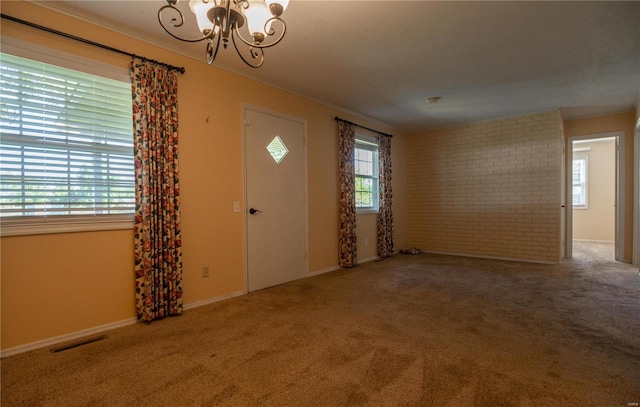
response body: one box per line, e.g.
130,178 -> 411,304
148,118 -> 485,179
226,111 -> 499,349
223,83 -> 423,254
158,0 -> 289,68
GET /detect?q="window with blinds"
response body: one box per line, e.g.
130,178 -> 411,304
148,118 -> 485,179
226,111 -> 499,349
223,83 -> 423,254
0,52 -> 134,234
572,155 -> 588,208
354,137 -> 379,213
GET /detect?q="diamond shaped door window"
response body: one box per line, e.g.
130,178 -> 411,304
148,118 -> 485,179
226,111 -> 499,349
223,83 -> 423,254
266,135 -> 289,164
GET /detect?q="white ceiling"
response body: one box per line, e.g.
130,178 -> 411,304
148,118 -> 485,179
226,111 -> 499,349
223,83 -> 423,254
36,0 -> 640,133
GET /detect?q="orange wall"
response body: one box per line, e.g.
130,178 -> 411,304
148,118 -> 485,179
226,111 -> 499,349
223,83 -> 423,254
564,111 -> 636,262
0,1 -> 408,351
1,231 -> 135,347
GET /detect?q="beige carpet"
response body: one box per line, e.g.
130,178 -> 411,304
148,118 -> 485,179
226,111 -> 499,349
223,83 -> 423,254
2,243 -> 639,406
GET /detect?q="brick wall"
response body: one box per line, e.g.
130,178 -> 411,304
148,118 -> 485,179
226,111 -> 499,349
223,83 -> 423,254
407,111 -> 562,263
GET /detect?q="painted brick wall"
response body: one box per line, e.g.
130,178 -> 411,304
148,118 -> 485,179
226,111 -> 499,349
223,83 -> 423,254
407,111 -> 562,263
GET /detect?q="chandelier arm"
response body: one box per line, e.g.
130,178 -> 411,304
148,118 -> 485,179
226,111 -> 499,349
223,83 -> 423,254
158,4 -> 212,43
233,17 -> 286,49
231,29 -> 264,68
235,0 -> 250,12
206,35 -> 223,65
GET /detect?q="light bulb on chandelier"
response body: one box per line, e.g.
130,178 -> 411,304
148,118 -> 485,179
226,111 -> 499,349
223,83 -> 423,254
158,0 -> 289,68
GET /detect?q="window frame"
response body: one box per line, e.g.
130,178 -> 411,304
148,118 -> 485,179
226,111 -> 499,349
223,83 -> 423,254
354,135 -> 379,214
0,38 -> 134,237
572,154 -> 588,209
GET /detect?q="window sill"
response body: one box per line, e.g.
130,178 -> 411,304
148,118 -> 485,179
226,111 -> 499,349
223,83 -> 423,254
1,215 -> 134,237
356,208 -> 379,215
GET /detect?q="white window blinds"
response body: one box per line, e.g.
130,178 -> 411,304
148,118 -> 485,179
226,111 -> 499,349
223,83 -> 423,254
572,156 -> 587,207
0,52 -> 134,219
354,137 -> 379,212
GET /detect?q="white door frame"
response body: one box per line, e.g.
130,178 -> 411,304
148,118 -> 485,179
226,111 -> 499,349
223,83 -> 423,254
242,104 -> 309,293
560,131 -> 566,259
634,118 -> 640,265
566,131 -> 625,261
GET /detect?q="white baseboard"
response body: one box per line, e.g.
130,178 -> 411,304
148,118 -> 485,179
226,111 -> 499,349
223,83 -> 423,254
308,265 -> 340,276
183,290 -> 245,310
1,290 -> 246,358
422,250 -> 558,265
309,256 -> 380,277
358,256 -> 381,264
0,317 -> 138,358
308,256 -> 383,276
573,239 -> 615,244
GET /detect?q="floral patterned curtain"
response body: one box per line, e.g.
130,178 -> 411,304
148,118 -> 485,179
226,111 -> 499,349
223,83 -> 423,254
338,121 -> 357,268
131,60 -> 183,321
377,135 -> 394,258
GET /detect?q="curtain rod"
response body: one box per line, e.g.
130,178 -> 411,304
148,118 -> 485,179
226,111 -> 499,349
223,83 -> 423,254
1,14 -> 185,74
334,116 -> 393,138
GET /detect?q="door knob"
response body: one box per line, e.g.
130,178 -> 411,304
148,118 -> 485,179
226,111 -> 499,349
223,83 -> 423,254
249,208 -> 262,215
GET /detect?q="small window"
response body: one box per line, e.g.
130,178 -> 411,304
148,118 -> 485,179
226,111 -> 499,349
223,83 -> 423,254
354,137 -> 379,213
572,155 -> 588,208
0,50 -> 134,236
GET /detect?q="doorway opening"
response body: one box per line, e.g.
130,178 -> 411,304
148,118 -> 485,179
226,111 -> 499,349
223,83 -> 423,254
567,132 -> 623,263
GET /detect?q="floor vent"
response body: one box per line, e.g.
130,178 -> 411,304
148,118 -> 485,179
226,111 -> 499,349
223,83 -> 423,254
50,335 -> 107,353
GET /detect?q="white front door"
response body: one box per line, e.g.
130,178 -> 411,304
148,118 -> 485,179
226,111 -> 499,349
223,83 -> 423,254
244,107 -> 307,292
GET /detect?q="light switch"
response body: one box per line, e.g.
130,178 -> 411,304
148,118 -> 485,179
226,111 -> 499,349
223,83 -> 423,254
233,201 -> 240,213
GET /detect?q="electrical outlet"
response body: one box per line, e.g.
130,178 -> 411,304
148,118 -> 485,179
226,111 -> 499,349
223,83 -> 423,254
364,238 -> 369,246
202,266 -> 210,278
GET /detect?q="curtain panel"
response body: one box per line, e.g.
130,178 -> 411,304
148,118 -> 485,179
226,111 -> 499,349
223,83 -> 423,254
338,122 -> 357,268
377,135 -> 394,258
131,60 -> 183,321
